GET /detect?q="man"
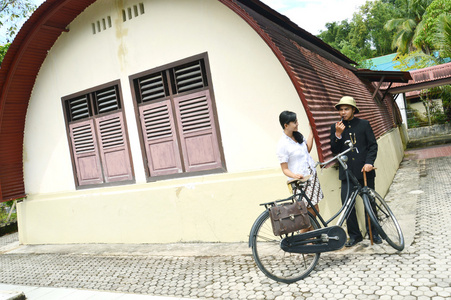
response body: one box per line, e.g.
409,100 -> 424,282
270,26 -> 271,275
330,96 -> 382,247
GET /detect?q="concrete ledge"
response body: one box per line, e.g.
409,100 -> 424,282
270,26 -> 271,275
407,133 -> 451,149
0,290 -> 25,300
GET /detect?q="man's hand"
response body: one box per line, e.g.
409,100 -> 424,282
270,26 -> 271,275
361,164 -> 374,173
335,121 -> 345,138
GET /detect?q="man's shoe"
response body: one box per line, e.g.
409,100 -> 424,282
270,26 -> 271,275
345,237 -> 363,247
372,235 -> 382,244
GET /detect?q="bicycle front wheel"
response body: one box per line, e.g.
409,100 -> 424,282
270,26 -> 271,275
250,210 -> 320,283
363,188 -> 404,251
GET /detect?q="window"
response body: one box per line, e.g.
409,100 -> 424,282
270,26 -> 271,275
132,56 -> 224,178
63,83 -> 134,187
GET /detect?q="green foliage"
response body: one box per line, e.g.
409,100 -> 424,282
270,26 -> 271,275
0,0 -> 36,43
428,85 -> 451,122
384,0 -> 433,53
393,50 -> 443,70
406,86 -> 450,128
419,86 -> 450,125
406,105 -> 425,128
0,201 -> 17,224
317,0 -> 399,65
414,0 -> 451,53
385,17 -> 418,53
433,13 -> 451,58
317,0 -> 451,69
361,0 -> 396,56
0,42 -> 9,64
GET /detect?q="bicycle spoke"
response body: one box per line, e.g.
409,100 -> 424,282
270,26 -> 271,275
364,189 -> 404,251
250,210 -> 320,283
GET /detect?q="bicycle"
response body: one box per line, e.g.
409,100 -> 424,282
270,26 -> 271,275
248,140 -> 404,283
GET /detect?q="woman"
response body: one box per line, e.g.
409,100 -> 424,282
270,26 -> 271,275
276,111 -> 323,218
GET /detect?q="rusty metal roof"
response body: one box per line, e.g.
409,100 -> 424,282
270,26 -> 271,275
383,62 -> 451,94
0,0 -> 409,201
228,0 -> 410,160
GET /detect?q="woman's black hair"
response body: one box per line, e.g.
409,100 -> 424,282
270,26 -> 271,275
279,110 -> 304,144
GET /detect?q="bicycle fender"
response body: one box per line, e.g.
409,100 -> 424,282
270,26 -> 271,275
249,210 -> 269,248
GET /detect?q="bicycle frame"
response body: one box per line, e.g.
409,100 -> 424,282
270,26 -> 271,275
295,140 -> 365,229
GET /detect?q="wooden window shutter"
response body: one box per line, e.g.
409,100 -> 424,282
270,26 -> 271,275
69,120 -> 104,186
139,100 -> 183,176
172,60 -> 206,94
174,90 -> 222,172
95,112 -> 133,182
94,86 -> 121,114
137,72 -> 168,103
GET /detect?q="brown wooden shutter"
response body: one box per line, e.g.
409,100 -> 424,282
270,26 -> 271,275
95,112 -> 133,182
139,100 -> 183,176
69,120 -> 104,186
174,90 -> 222,172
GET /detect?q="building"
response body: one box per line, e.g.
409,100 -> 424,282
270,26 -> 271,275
0,0 -> 410,244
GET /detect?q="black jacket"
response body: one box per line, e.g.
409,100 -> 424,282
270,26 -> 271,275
330,117 -> 378,181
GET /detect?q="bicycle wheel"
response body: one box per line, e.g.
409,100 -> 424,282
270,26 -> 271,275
363,188 -> 404,251
250,210 -> 320,283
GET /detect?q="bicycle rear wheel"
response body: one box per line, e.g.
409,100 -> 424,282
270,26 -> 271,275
363,188 -> 404,251
250,210 -> 320,283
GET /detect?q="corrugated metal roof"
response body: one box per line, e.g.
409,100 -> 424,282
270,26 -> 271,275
381,62 -> 451,94
0,0 -> 409,202
227,0 -> 409,161
0,0 -> 96,201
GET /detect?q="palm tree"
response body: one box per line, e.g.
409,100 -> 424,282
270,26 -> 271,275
433,13 -> 451,58
384,0 -> 433,54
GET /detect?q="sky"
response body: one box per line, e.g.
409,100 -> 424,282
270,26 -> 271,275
1,0 -> 371,44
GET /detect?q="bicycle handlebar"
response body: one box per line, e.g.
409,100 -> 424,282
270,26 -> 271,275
316,140 -> 357,168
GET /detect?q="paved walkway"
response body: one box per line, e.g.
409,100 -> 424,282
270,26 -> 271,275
0,144 -> 450,299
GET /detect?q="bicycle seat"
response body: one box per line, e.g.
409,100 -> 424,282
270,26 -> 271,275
287,175 -> 311,185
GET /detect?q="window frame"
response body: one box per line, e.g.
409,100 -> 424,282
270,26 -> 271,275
62,80 -> 135,189
129,53 -> 226,181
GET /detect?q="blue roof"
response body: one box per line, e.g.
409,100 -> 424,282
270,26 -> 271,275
365,52 -> 451,71
365,53 -> 399,71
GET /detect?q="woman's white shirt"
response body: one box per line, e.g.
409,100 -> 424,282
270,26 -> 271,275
276,133 -> 316,180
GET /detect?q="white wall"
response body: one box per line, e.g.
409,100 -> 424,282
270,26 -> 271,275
395,93 -> 407,125
20,0 -> 317,244
24,0 -> 310,194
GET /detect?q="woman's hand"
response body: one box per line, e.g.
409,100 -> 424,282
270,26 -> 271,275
281,163 -> 304,179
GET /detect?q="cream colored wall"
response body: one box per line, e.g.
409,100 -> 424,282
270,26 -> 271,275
409,99 -> 443,115
18,127 -> 404,244
20,0 -> 312,244
19,0 -> 405,244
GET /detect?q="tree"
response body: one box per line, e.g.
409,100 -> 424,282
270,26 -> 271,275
317,0 -> 398,65
0,0 -> 36,43
358,0 -> 398,57
317,20 -> 352,51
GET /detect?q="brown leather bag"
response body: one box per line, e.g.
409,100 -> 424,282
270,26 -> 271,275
269,200 -> 310,236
